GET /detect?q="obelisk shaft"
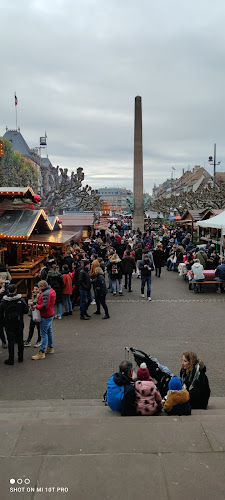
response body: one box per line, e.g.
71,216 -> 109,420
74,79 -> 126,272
133,96 -> 144,232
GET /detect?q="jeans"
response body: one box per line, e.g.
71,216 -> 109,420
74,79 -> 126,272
56,302 -> 62,317
62,294 -> 72,313
40,316 -> 54,352
0,322 -> 7,344
27,319 -> 41,343
112,279 -> 122,293
80,289 -> 92,317
124,274 -> 132,290
155,266 -> 161,277
141,276 -> 152,297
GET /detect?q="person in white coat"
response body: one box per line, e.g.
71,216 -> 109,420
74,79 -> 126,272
191,259 -> 205,293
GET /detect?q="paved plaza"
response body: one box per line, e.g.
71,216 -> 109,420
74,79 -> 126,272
0,268 -> 224,399
0,269 -> 225,500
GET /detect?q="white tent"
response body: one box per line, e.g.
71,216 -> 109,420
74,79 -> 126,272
196,210 -> 225,253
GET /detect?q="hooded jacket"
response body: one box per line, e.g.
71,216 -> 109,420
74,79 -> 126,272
135,379 -> 162,416
0,293 -> 28,330
107,372 -> 135,416
78,267 -> 91,291
164,389 -> 191,415
47,269 -> 63,302
62,270 -> 73,295
195,250 -> 208,268
36,286 -> 56,318
191,262 -> 205,280
180,361 -> 211,409
92,274 -> 108,297
107,254 -> 123,281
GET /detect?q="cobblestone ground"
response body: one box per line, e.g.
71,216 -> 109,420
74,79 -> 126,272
0,268 -> 224,399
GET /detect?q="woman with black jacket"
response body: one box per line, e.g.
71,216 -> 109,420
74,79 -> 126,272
92,267 -> 110,319
180,351 -> 211,409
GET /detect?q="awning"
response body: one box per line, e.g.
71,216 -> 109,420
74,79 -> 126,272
28,230 -> 80,245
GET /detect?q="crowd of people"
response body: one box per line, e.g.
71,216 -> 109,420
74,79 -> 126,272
0,221 -> 220,369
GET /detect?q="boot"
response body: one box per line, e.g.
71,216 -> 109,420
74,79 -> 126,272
4,359 -> 14,365
93,311 -> 101,315
45,347 -> 54,354
32,351 -> 45,360
102,314 -> 110,319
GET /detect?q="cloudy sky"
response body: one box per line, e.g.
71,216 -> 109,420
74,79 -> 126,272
1,0 -> 225,193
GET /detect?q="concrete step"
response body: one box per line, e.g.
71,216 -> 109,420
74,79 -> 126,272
0,398 -> 224,420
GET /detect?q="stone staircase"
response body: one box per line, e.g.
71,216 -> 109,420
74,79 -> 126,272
1,398 -> 225,500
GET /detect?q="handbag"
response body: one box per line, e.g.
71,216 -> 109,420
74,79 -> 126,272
32,308 -> 42,322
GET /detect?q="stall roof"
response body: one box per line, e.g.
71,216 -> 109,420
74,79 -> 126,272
28,230 -> 80,245
48,215 -> 62,231
0,209 -> 52,239
0,187 -> 35,196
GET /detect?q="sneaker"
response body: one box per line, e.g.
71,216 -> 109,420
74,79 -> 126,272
216,289 -> 222,294
113,292 -> 116,296
57,316 -> 62,320
91,300 -> 96,305
148,297 -> 152,301
32,351 -> 45,360
141,294 -> 145,298
24,341 -> 31,347
80,316 -> 90,320
55,315 -> 58,318
128,289 -> 132,292
45,347 -> 54,354
34,341 -> 41,348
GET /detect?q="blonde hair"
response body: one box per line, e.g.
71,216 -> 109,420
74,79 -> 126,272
182,351 -> 197,372
95,267 -> 104,275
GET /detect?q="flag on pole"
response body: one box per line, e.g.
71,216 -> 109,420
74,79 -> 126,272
15,93 -> 18,106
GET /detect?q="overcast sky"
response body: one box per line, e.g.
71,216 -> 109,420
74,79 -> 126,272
1,0 -> 225,193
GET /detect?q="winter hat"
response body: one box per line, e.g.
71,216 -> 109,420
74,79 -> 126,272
168,377 -> 182,391
137,362 -> 150,381
83,259 -> 90,267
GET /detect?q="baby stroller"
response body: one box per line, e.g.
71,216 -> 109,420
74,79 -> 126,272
125,347 -> 173,398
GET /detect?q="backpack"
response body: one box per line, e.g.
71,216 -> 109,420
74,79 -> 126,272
112,263 -> 118,274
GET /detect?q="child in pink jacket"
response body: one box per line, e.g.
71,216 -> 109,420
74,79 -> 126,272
135,362 -> 162,415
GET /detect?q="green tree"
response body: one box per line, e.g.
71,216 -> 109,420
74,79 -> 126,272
0,138 -> 39,190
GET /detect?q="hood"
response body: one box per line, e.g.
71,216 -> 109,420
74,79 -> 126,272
193,263 -> 202,268
198,360 -> 206,373
48,270 -> 61,278
113,372 -> 132,386
110,254 -> 121,263
3,293 -> 22,301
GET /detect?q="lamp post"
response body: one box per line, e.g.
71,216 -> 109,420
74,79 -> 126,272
208,143 -> 221,187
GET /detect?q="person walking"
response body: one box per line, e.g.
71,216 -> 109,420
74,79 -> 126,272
47,263 -> 64,319
92,267 -> 110,319
32,280 -> 56,360
79,260 -> 92,320
153,243 -> 164,277
139,255 -> 154,301
0,284 -> 28,365
61,264 -> 73,316
122,251 -> 136,292
107,253 -> 123,296
24,285 -> 42,348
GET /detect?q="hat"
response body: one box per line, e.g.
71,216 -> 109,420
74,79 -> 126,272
168,377 -> 182,391
137,362 -> 150,381
83,259 -> 90,267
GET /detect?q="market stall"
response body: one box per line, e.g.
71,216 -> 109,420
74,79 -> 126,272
196,210 -> 225,255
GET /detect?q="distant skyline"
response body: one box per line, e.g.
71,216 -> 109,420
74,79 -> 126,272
1,0 -> 225,193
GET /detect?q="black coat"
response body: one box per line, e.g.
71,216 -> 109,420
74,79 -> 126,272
78,268 -> 91,291
93,274 -> 108,297
180,363 -> 211,409
122,255 -> 136,274
47,270 -> 63,303
153,249 -> 164,267
0,293 -> 28,331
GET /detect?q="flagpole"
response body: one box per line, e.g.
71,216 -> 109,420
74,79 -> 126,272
15,92 -> 18,130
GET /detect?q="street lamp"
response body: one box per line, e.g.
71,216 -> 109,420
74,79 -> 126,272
208,143 -> 221,187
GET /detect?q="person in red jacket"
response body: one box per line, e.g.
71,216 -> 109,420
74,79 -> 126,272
32,280 -> 56,360
61,264 -> 73,316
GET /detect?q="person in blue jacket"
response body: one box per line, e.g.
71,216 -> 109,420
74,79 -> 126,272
107,360 -> 136,416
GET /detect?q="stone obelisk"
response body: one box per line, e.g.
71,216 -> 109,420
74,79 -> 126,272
133,96 -> 144,232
